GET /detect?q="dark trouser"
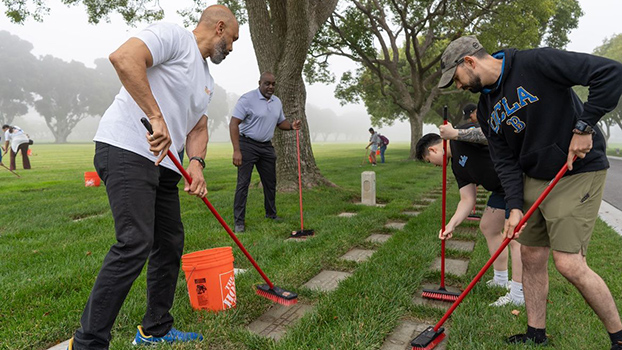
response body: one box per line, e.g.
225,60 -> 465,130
380,145 -> 387,163
10,143 -> 30,170
234,137 -> 277,226
73,143 -> 184,350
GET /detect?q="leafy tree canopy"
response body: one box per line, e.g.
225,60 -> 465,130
308,0 -> 583,157
3,0 -> 164,25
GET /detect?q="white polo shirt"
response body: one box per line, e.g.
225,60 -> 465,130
94,22 -> 214,173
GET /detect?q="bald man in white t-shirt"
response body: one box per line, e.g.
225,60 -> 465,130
68,5 -> 239,350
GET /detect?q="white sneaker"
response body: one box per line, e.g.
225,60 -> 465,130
489,292 -> 525,307
485,279 -> 510,289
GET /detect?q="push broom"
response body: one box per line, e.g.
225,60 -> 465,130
141,118 -> 298,306
0,163 -> 20,177
359,148 -> 369,167
422,106 -> 461,302
290,128 -> 314,238
411,158 -> 575,350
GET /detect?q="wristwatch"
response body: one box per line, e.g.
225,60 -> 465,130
189,156 -> 205,169
573,120 -> 595,135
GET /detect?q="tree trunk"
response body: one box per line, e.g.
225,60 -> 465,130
245,0 -> 338,191
408,110 -> 423,160
271,74 -> 329,190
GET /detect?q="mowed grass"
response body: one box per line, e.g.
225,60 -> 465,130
1,142 -> 621,350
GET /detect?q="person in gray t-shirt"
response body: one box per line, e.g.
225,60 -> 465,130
229,72 -> 301,233
366,127 -> 382,166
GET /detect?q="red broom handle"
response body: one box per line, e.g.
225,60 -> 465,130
140,118 -> 274,289
433,157 -> 575,331
296,129 -> 304,231
440,106 -> 448,288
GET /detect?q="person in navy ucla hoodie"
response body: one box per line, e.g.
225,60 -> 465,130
438,35 -> 622,348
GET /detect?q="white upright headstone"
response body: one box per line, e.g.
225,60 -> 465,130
361,171 -> 376,205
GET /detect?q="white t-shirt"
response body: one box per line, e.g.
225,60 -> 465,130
6,126 -> 29,152
94,22 -> 214,173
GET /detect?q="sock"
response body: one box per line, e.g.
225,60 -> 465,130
525,325 -> 547,342
493,269 -> 508,285
610,329 -> 622,345
510,280 -> 524,302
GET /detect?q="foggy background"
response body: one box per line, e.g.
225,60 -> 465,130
1,0 -> 622,144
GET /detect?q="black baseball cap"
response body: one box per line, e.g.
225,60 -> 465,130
463,103 -> 477,119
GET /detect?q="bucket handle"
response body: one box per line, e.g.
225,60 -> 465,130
184,266 -> 197,285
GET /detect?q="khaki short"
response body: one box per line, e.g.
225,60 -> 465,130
516,169 -> 607,255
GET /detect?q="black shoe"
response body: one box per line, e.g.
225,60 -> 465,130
507,334 -> 548,345
612,341 -> 622,350
234,225 -> 245,233
265,215 -> 283,222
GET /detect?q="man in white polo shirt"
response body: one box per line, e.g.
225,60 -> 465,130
229,72 -> 301,233
68,5 -> 239,350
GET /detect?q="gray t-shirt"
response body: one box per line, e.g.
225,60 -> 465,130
370,132 -> 382,146
232,88 -> 286,142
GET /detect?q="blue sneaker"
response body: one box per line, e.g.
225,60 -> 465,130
132,325 -> 203,345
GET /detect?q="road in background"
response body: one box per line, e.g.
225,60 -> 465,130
604,156 -> 622,211
599,156 -> 622,237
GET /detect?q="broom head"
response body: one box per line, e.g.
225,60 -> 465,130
411,326 -> 445,350
255,284 -> 298,306
290,229 -> 315,239
466,214 -> 481,221
421,287 -> 460,302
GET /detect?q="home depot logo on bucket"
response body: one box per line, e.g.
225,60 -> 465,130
181,247 -> 236,312
84,171 -> 101,187
221,273 -> 236,309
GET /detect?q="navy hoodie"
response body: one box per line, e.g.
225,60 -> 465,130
477,48 -> 622,211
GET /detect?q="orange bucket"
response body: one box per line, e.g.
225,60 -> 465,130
181,247 -> 236,311
84,171 -> 101,187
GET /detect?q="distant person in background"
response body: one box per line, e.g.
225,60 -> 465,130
366,127 -> 382,166
378,132 -> 389,163
229,72 -> 301,233
0,126 -> 3,165
2,124 -> 31,170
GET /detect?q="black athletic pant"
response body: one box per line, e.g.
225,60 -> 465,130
73,143 -> 184,350
9,143 -> 30,170
234,136 -> 277,226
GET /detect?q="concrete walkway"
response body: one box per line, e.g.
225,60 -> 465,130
599,199 -> 622,236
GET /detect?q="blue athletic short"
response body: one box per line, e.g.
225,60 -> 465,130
487,191 -> 510,219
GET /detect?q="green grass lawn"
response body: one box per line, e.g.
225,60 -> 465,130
1,142 -> 621,350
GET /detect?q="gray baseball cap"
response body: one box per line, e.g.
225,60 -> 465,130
438,36 -> 483,89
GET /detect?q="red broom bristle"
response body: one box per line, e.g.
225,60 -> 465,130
255,288 -> 299,306
411,332 -> 445,350
422,289 -> 460,302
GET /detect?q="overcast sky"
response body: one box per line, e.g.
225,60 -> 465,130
1,0 -> 622,141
